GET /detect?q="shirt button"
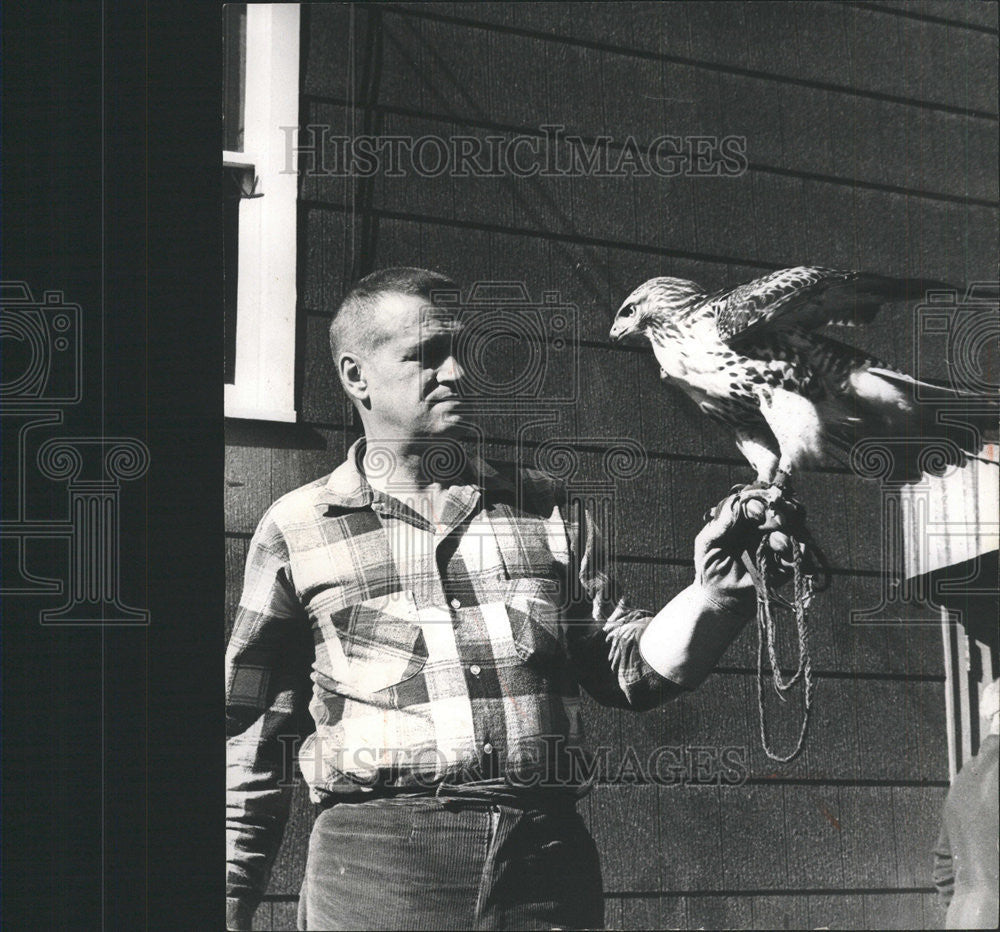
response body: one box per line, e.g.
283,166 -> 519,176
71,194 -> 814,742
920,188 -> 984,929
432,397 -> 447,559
483,743 -> 494,755
450,597 -> 462,609
469,664 -> 481,676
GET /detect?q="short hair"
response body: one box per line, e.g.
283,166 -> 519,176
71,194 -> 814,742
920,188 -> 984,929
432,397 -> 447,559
329,267 -> 457,360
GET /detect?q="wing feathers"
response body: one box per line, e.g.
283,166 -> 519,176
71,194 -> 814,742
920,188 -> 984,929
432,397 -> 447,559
716,267 -> 954,344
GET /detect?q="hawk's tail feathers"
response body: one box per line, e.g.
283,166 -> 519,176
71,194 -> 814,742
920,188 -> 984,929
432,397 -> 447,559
866,366 -> 997,403
822,366 -> 998,480
865,367 -> 999,449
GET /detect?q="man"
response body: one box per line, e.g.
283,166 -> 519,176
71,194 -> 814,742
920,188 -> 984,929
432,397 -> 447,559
933,677 -> 1000,929
226,267 -> 790,930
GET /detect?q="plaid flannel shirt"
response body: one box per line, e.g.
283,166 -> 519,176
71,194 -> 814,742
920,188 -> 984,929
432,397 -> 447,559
226,437 -> 726,912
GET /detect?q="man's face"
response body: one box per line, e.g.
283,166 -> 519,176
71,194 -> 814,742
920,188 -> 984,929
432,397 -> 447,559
359,292 -> 472,440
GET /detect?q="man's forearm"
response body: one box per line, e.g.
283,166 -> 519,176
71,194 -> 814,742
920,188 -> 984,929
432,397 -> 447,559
638,582 -> 753,689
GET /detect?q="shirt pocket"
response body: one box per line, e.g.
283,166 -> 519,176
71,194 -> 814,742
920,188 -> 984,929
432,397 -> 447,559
330,589 -> 428,695
502,576 -> 567,668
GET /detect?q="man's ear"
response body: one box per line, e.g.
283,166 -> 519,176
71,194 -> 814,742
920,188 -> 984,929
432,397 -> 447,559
338,352 -> 368,402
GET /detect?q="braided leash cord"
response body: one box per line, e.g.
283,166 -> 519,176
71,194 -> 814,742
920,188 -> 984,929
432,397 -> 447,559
753,532 -> 815,763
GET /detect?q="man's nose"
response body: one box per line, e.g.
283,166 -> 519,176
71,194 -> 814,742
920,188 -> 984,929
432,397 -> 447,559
438,355 -> 464,383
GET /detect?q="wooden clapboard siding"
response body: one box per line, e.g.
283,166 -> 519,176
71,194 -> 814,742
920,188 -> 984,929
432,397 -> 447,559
225,2 -> 997,926
386,1 -> 998,114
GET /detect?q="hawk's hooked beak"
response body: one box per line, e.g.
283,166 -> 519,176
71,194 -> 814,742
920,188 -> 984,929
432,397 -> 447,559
609,316 -> 646,346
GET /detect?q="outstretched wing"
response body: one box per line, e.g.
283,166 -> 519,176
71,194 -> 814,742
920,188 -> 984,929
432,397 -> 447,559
714,267 -> 952,345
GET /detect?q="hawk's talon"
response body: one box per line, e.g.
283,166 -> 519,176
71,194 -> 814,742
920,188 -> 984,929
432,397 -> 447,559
736,485 -> 783,506
705,482 -> 775,521
772,469 -> 793,495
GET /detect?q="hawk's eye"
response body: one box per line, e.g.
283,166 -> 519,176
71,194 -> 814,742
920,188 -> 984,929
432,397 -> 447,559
621,304 -> 636,318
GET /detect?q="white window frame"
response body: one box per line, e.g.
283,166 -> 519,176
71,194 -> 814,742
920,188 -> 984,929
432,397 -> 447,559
224,3 -> 300,422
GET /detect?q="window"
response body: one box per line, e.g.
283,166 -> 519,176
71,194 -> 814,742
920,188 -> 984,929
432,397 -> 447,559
223,3 -> 300,422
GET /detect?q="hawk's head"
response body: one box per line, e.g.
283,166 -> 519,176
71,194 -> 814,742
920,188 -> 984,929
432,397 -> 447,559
610,277 -> 705,346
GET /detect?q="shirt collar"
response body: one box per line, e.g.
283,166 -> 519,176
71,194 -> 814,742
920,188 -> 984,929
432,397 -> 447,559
316,437 -> 376,508
317,435 -> 514,509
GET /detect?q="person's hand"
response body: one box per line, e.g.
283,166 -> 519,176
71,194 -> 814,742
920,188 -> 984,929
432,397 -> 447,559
693,488 -> 801,611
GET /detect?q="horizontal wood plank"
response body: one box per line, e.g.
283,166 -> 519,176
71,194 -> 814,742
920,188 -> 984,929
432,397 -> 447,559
891,784 -> 948,888
621,894 -> 686,930
685,894 -> 754,929
750,893 -> 813,930
807,892 -> 866,929
657,784 -> 725,891
875,0 -> 998,29
378,2 -> 997,113
589,783 -> 661,892
224,445 -> 272,535
863,891 -> 928,930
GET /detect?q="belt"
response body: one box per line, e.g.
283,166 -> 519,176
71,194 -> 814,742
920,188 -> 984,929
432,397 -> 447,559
316,778 -> 583,813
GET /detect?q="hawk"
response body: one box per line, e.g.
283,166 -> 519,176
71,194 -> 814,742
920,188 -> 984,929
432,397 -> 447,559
609,267 -> 998,488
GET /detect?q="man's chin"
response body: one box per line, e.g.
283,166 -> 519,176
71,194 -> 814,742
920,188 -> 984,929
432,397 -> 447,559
432,409 -> 479,437
440,417 -> 478,437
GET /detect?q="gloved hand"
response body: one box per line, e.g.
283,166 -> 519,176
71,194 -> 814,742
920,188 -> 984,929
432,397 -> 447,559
695,487 -> 828,594
694,487 -> 803,611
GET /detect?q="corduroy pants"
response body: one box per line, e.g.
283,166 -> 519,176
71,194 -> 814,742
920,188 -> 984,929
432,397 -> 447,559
297,793 -> 604,931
